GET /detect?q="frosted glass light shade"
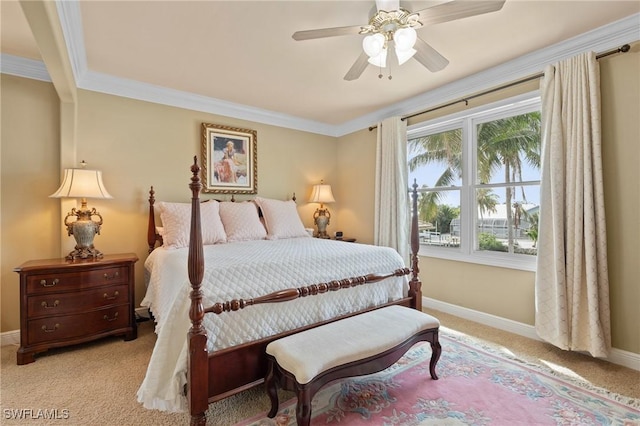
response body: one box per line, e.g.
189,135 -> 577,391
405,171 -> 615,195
393,27 -> 417,51
309,184 -> 335,204
50,169 -> 113,199
396,47 -> 417,65
367,48 -> 388,67
362,33 -> 386,58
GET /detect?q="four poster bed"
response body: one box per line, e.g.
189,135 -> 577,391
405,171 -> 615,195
137,157 -> 423,425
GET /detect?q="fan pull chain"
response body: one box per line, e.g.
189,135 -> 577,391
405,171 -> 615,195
379,62 -> 393,80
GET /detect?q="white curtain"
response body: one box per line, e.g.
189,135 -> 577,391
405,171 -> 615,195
374,116 -> 409,264
535,52 -> 611,358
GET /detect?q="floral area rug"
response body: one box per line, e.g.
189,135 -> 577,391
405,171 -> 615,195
235,328 -> 640,425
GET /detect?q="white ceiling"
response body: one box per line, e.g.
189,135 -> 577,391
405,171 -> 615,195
2,1 -> 639,136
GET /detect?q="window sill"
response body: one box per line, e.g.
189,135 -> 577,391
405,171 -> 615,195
417,246 -> 537,272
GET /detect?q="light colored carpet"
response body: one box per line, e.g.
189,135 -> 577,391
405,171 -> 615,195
1,310 -> 637,425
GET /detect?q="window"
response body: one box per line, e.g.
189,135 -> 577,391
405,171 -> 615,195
407,94 -> 541,271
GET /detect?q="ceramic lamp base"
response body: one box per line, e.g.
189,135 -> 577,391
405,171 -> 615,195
65,215 -> 104,260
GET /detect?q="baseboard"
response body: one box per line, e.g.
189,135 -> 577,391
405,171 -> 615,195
1,329 -> 20,347
423,297 -> 640,372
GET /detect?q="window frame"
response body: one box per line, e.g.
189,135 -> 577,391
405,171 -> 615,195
407,92 -> 541,271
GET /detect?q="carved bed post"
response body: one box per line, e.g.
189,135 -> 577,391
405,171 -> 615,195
409,179 -> 422,311
147,186 -> 157,253
186,157 -> 208,425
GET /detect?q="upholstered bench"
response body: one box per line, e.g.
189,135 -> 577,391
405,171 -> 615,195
265,305 -> 441,426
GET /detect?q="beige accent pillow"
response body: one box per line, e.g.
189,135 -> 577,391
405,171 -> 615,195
254,197 -> 309,240
157,201 -> 227,249
219,201 -> 267,241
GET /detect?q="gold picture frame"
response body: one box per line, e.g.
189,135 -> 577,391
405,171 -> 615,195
201,122 -> 257,194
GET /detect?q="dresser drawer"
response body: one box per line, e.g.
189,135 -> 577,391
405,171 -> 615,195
15,253 -> 138,364
26,265 -> 129,294
27,284 -> 130,317
26,305 -> 131,346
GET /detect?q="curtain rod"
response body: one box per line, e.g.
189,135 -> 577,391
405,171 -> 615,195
368,43 -> 631,131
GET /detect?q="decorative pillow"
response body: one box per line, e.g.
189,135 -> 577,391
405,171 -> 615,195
157,201 -> 227,249
219,201 -> 267,242
254,197 -> 310,240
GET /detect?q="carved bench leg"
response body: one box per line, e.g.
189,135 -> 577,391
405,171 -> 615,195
265,359 -> 279,418
296,387 -> 312,426
429,332 -> 442,380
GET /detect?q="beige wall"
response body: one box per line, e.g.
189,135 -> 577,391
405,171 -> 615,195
599,47 -> 640,353
335,128 -> 377,245
337,48 -> 640,354
1,81 -> 338,332
1,75 -> 61,332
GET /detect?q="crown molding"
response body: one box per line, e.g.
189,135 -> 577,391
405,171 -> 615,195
0,54 -> 51,82
3,7 -> 638,138
77,69 -> 339,136
55,0 -> 86,83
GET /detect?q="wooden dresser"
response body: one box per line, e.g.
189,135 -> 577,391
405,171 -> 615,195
14,253 -> 138,365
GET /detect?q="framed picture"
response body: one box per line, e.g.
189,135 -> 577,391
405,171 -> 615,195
201,122 -> 257,194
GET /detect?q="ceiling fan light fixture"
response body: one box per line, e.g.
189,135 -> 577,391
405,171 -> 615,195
395,47 -> 417,65
363,33 -> 386,58
367,47 -> 388,67
393,27 -> 417,51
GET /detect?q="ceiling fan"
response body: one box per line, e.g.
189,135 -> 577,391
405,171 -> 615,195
292,0 -> 506,81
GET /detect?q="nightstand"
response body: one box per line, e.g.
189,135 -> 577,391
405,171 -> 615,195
14,253 -> 138,365
333,237 -> 357,243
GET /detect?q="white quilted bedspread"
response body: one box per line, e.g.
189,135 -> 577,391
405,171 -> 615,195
137,238 -> 406,412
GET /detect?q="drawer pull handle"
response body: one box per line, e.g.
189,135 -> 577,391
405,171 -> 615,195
103,312 -> 119,322
41,300 -> 60,309
40,278 -> 59,287
103,291 -> 119,300
103,271 -> 120,280
41,324 -> 60,333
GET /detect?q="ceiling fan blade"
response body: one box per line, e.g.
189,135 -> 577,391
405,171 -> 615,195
415,0 -> 506,26
344,52 -> 370,81
375,0 -> 400,11
292,25 -> 363,41
413,37 -> 449,72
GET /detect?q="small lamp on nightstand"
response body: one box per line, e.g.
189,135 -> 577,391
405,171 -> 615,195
50,162 -> 113,260
309,181 -> 335,239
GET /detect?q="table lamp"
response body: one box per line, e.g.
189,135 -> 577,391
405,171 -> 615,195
309,181 -> 335,238
50,163 -> 113,260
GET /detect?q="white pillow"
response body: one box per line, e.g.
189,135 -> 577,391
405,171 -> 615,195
219,201 -> 267,242
157,201 -> 227,249
254,197 -> 310,240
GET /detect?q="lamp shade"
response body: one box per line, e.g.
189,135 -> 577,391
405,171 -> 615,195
50,168 -> 113,199
393,27 -> 417,51
367,47 -> 388,67
395,47 -> 417,65
363,33 -> 386,58
309,184 -> 335,204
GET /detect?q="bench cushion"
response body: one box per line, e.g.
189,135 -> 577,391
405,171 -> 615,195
265,306 -> 439,384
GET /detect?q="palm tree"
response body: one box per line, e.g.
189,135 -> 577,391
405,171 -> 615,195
409,128 -> 462,190
523,211 -> 539,247
435,205 -> 460,234
408,111 -> 541,251
477,188 -> 499,220
417,186 -> 438,223
409,129 -> 462,224
477,112 -> 541,251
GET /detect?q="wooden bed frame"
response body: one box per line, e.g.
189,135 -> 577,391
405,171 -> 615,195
146,157 -> 423,425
